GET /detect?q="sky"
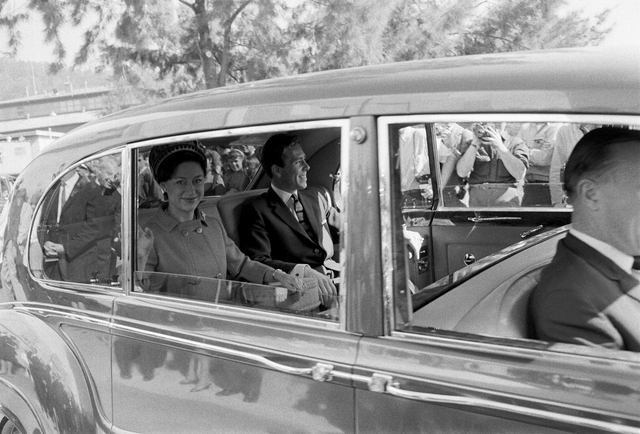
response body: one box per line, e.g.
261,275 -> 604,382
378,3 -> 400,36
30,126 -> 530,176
1,0 -> 639,64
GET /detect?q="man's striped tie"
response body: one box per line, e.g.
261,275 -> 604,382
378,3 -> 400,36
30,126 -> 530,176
290,195 -> 314,239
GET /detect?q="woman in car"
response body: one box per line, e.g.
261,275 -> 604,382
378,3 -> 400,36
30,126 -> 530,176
137,140 -> 303,298
135,141 -> 304,391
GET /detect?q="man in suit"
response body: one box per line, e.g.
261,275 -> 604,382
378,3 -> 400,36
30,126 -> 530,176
531,127 -> 640,352
43,157 -> 121,284
240,133 -> 339,303
42,163 -> 92,280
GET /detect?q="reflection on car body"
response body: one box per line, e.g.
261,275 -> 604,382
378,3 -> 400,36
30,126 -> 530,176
1,46 -> 640,433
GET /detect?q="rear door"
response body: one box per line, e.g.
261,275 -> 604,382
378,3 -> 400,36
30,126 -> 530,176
111,122 -> 359,434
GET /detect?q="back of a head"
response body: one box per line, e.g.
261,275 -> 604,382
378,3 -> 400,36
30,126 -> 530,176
563,127 -> 640,202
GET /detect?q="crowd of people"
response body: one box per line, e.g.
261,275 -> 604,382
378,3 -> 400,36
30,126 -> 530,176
401,121 -> 596,209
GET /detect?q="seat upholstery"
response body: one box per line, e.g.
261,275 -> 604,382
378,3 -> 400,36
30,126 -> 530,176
214,189 -> 266,246
453,267 -> 544,339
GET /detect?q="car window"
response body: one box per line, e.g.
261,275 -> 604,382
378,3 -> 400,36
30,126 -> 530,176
132,124 -> 343,320
389,119 -> 640,352
31,154 -> 123,287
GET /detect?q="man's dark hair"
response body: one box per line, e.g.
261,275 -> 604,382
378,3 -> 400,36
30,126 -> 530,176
564,127 -> 640,199
261,133 -> 297,178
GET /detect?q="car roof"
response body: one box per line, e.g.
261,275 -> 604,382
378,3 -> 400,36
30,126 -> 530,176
39,45 -> 640,161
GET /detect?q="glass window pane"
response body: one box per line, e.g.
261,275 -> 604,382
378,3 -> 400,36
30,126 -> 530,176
34,154 -> 123,286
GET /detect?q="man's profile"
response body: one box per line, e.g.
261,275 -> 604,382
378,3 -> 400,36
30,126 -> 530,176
531,127 -> 640,351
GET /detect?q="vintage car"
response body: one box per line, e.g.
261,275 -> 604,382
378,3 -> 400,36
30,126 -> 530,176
1,45 -> 639,434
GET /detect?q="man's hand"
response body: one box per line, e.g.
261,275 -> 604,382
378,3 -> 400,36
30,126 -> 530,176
304,267 -> 337,305
273,271 -> 305,293
481,126 -> 508,153
43,241 -> 64,257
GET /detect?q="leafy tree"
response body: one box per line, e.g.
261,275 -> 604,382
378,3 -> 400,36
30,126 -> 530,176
1,0 -> 612,104
458,0 -> 611,54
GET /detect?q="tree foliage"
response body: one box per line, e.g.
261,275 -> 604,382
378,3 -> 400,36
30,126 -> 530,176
1,0 -> 611,109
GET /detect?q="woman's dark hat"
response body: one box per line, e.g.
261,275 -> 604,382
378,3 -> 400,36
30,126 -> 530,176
149,141 -> 207,179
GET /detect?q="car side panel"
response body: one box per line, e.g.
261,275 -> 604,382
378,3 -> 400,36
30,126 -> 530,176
354,336 -> 640,433
0,308 -> 111,434
111,297 -> 358,434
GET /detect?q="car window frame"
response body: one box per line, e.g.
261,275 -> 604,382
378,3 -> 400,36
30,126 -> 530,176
27,148 -> 126,293
378,113 -> 640,362
124,119 -> 350,331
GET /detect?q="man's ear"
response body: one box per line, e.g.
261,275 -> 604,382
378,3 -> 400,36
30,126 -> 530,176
576,178 -> 601,210
271,164 -> 281,179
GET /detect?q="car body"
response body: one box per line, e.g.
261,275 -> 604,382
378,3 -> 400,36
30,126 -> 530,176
1,46 -> 640,433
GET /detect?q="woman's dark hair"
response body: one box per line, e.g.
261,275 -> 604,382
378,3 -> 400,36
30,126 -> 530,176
564,127 -> 640,199
261,134 -> 297,178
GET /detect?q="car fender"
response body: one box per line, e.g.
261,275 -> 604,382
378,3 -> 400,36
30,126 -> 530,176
0,308 -> 101,434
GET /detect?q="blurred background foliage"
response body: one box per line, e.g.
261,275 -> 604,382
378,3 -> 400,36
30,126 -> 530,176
0,0 -> 610,112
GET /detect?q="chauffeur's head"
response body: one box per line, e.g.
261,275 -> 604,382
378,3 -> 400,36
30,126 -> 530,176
565,127 -> 640,257
262,133 -> 310,193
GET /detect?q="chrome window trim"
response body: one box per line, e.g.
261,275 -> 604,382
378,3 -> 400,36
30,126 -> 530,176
125,119 -> 350,332
377,113 -> 640,337
126,119 -> 349,150
129,290 -> 344,331
27,148 -> 127,292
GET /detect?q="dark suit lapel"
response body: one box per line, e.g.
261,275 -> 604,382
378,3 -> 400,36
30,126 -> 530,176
563,233 -> 639,293
267,188 -> 310,240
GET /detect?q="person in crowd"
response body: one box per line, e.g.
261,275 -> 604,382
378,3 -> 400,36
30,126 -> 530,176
203,148 -> 225,195
531,127 -> 640,352
399,125 -> 454,207
240,133 -> 340,304
518,122 -> 561,206
549,123 -> 596,207
437,123 -> 475,206
136,141 -> 305,391
41,164 -> 93,279
456,122 -> 529,207
242,145 -> 261,180
222,148 -> 250,192
138,152 -> 163,208
43,157 -> 122,283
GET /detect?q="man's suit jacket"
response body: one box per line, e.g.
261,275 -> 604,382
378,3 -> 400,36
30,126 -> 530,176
41,177 -> 87,280
240,188 -> 336,273
531,233 -> 640,351
58,182 -> 121,283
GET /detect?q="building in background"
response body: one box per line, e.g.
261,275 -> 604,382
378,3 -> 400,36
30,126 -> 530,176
0,87 -> 110,175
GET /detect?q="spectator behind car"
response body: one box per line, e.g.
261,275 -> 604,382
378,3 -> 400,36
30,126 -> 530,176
222,148 -> 250,193
531,127 -> 640,352
548,123 -> 597,207
456,123 -> 529,207
43,157 -> 122,284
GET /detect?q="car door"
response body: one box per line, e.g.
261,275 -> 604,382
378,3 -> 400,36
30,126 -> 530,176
351,115 -> 640,433
110,123 -> 359,434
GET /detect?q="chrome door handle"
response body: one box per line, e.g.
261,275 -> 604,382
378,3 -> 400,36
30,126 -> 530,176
468,216 -> 521,223
520,225 -> 543,238
367,373 -> 640,434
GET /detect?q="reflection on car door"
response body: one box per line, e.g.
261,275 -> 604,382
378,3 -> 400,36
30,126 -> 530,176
355,336 -> 640,433
110,294 -> 358,433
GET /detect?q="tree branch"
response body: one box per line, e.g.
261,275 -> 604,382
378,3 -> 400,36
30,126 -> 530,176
177,0 -> 196,13
460,32 -> 531,50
